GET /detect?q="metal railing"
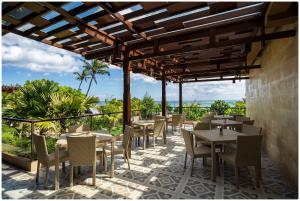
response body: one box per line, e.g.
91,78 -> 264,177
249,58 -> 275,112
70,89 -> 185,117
2,106 -> 245,160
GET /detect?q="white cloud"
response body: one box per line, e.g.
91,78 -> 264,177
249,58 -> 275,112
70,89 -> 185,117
2,33 -> 83,73
108,64 -> 121,70
130,72 -> 158,84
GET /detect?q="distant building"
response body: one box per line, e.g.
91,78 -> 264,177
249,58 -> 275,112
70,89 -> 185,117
2,85 -> 20,93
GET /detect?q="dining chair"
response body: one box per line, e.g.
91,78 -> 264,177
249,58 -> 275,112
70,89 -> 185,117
171,114 -> 183,133
32,133 -> 69,189
67,135 -> 96,187
243,120 -> 255,125
104,125 -> 133,169
219,134 -> 263,189
193,122 -> 211,147
236,116 -> 251,122
146,119 -> 165,147
242,124 -> 262,135
181,129 -> 211,176
94,129 -> 109,172
68,124 -> 90,133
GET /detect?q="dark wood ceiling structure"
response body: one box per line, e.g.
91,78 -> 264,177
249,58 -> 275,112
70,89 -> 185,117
2,2 -> 297,83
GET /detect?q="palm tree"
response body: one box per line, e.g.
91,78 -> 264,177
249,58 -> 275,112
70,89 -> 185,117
74,68 -> 89,90
84,59 -> 110,96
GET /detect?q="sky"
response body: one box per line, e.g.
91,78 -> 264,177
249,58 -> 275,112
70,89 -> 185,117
2,33 -> 245,101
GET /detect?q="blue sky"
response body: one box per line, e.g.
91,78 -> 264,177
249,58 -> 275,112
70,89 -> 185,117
2,33 -> 245,101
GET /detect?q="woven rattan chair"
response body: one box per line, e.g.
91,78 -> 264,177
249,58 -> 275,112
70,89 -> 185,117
67,124 -> 90,133
146,119 -> 165,147
67,135 -> 96,187
219,135 -> 263,189
32,134 -> 69,189
242,124 -> 262,135
171,114 -> 183,133
94,129 -> 110,172
104,125 -> 133,169
181,129 -> 211,176
193,122 -> 211,147
236,116 -> 251,122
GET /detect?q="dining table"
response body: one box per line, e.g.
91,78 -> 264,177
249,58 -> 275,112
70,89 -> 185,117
54,131 -> 115,190
211,119 -> 242,130
214,115 -> 234,120
191,129 -> 244,182
132,119 -> 167,149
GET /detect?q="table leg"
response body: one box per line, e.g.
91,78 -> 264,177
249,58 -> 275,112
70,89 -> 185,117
211,142 -> 217,182
110,140 -> 115,178
55,145 -> 60,190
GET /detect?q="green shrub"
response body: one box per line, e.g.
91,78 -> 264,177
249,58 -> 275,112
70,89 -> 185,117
210,100 -> 230,115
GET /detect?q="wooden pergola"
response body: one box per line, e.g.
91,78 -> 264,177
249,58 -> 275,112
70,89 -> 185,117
3,2 -> 297,126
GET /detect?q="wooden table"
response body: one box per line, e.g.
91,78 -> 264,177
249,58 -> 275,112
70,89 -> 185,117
214,115 -> 234,120
192,129 -> 243,181
211,119 -> 242,129
133,119 -> 167,149
55,131 -> 115,190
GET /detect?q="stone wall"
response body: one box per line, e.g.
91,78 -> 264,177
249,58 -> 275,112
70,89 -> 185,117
246,23 -> 298,186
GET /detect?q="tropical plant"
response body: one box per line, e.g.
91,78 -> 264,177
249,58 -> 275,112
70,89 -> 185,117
140,92 -> 159,118
74,68 -> 89,90
210,100 -> 230,115
83,59 -> 110,96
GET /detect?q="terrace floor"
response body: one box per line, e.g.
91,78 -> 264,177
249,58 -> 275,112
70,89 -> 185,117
2,129 -> 298,199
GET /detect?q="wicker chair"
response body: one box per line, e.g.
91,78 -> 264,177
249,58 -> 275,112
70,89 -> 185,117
236,116 -> 251,122
104,125 -> 133,169
242,124 -> 262,135
181,129 -> 211,176
219,135 -> 263,189
94,129 -> 109,172
171,114 -> 183,133
193,122 -> 211,147
146,119 -> 165,147
32,134 -> 69,189
67,124 -> 90,133
67,135 -> 96,187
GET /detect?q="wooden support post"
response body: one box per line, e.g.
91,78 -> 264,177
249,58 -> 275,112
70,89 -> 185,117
162,70 -> 167,116
179,81 -> 183,114
123,49 -> 131,129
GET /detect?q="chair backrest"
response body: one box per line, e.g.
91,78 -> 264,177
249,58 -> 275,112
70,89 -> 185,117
181,129 -> 194,156
153,115 -> 165,120
172,114 -> 183,126
153,119 -> 165,137
132,116 -> 140,122
242,124 -> 262,135
67,135 -> 96,166
32,134 -> 49,166
243,120 -> 255,125
68,124 -> 90,133
236,116 -> 250,122
236,135 -> 262,166
123,125 -> 133,150
194,122 -> 210,130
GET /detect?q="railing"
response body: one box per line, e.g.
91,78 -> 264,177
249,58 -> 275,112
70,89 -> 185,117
2,106 -> 245,160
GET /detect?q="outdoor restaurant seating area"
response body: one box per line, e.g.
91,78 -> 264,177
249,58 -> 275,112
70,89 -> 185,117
2,1 -> 298,200
2,115 -> 298,199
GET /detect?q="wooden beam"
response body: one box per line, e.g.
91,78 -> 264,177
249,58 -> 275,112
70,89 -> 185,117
176,76 -> 250,83
166,65 -> 260,76
41,2 -> 116,46
129,30 -> 296,61
97,2 -> 149,41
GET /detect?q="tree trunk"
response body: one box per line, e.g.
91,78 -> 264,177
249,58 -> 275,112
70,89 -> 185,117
86,74 -> 94,96
78,80 -> 83,90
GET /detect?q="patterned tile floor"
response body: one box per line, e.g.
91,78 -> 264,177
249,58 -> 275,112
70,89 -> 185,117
2,129 -> 298,199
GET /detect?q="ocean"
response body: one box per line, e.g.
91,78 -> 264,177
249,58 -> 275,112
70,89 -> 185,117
99,100 -> 241,107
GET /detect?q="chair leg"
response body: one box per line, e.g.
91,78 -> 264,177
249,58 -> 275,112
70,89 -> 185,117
36,162 -> 40,184
70,165 -> 74,187
126,151 -> 131,170
190,157 -> 195,177
184,152 -> 187,169
153,137 -> 156,148
255,165 -> 260,188
62,162 -> 66,173
203,156 -> 205,166
92,161 -> 96,186
235,167 -> 239,190
99,153 -> 103,172
44,167 -> 49,189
